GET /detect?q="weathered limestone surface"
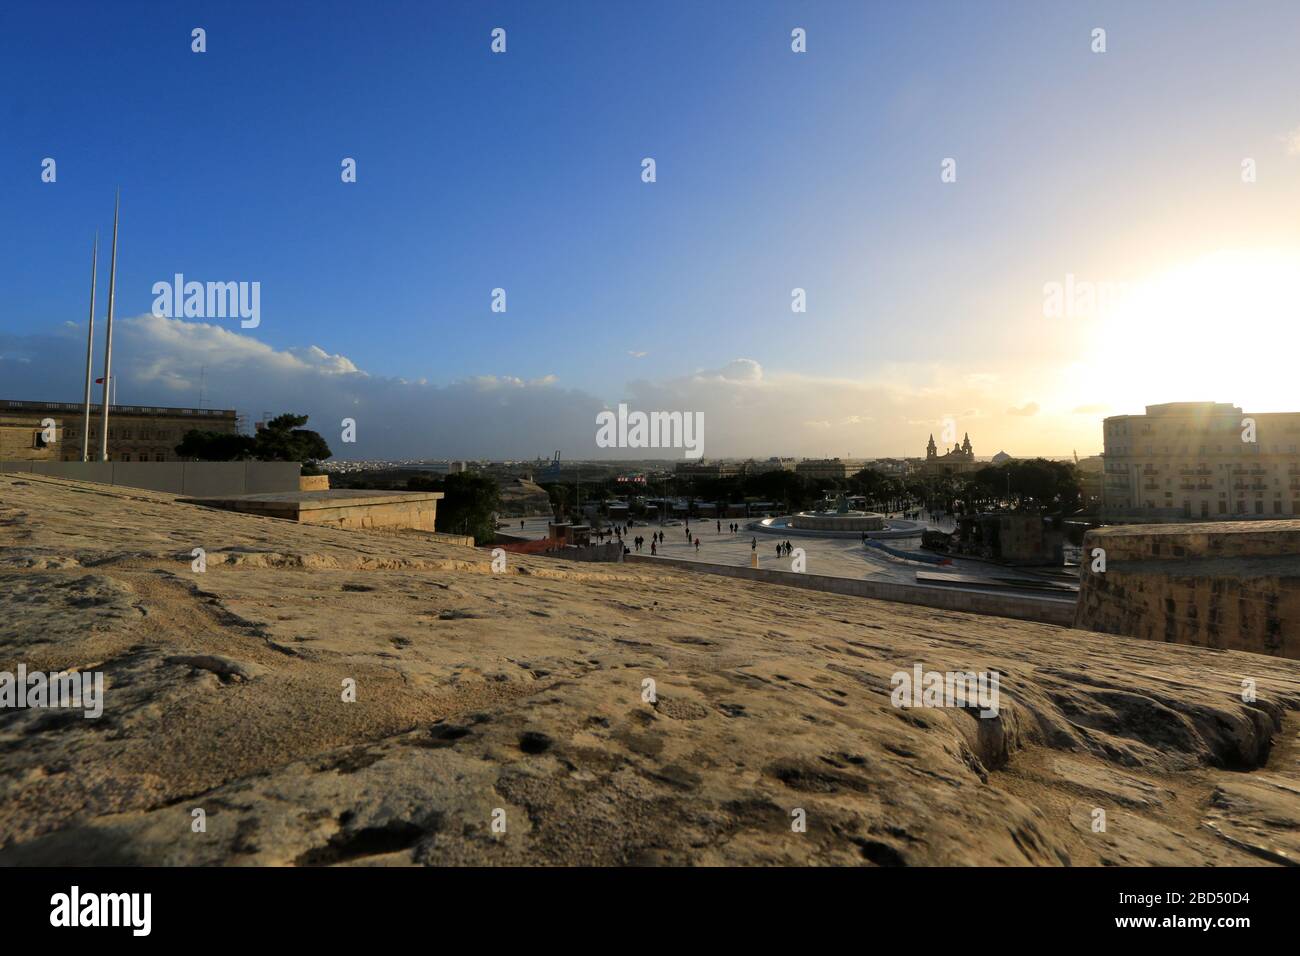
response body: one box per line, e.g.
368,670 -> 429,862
1076,522 -> 1300,659
2,475 -> 1298,866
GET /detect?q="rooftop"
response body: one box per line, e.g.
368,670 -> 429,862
0,398 -> 236,417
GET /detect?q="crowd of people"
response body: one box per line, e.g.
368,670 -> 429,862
610,519 -> 809,563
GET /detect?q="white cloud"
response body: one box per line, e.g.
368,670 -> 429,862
1006,401 -> 1040,417
0,317 -> 1105,459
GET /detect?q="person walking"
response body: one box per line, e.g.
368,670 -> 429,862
695,537 -> 700,553
651,540 -> 656,556
751,537 -> 757,551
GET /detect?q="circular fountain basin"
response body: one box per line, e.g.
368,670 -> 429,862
789,510 -> 885,532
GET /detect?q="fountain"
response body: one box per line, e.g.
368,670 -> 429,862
789,493 -> 885,532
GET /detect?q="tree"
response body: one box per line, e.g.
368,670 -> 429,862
436,472 -> 501,543
252,413 -> 332,464
175,412 -> 332,464
539,481 -> 570,518
174,429 -> 257,461
968,459 -> 1082,513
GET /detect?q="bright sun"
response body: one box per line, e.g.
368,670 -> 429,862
1090,249 -> 1300,414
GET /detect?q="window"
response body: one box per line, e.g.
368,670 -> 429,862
121,454 -> 130,461
155,453 -> 165,462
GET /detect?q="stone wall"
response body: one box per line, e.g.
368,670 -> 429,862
546,542 -> 625,563
0,460 -> 302,496
296,498 -> 439,532
1075,521 -> 1299,659
0,417 -> 61,461
625,554 -> 1075,625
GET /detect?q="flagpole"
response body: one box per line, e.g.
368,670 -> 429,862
99,189 -> 119,461
81,232 -> 98,461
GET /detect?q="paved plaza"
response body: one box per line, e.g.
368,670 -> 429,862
502,512 -> 1073,595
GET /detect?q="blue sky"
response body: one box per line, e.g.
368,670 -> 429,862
3,1 -> 1299,458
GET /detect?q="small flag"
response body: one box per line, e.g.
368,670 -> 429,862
95,377 -> 105,384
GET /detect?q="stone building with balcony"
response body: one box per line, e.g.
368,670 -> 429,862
0,399 -> 239,463
1101,402 -> 1300,519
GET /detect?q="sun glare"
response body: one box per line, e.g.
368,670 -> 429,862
1091,249 -> 1300,413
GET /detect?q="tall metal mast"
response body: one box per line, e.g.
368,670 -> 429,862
98,190 -> 119,461
81,232 -> 98,461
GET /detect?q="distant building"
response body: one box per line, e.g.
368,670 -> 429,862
795,458 -> 850,480
949,512 -> 1066,565
0,415 -> 62,461
674,460 -> 741,479
743,457 -> 796,474
915,433 -> 979,478
865,458 -> 910,477
991,450 -> 1013,465
1102,402 -> 1300,518
0,399 -> 238,462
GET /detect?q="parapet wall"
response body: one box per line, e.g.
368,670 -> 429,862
1075,521 -> 1300,659
181,490 -> 442,534
0,459 -> 301,496
625,555 -> 1075,625
791,511 -> 885,532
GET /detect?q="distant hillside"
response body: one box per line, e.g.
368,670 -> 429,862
497,476 -> 553,517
